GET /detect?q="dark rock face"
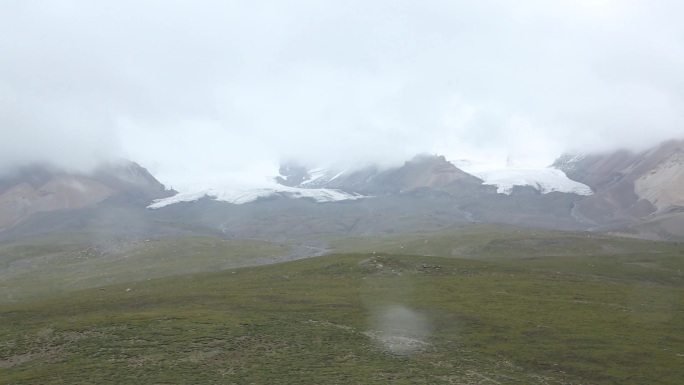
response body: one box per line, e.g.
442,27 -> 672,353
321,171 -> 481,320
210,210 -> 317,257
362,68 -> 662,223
275,163 -> 310,187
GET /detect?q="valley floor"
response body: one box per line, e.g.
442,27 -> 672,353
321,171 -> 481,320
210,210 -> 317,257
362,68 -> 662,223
1,226 -> 683,384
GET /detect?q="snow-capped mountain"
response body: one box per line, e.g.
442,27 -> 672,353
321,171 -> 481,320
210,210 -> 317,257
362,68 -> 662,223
276,165 -> 347,189
549,153 -> 589,175
277,155 -> 592,197
275,155 -> 484,195
4,140 -> 683,241
150,154 -> 488,209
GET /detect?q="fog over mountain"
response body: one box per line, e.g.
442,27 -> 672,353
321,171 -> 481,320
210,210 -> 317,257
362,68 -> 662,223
2,1 -> 683,189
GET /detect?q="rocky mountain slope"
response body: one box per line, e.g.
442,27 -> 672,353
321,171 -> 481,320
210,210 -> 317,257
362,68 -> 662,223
0,161 -> 172,233
553,138 -> 684,238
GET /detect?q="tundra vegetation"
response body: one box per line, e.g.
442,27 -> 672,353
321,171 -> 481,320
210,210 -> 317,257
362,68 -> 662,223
1,224 -> 682,384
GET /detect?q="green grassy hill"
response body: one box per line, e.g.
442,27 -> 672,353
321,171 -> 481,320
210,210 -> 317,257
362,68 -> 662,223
1,226 -> 683,384
0,235 -> 292,302
329,223 -> 680,258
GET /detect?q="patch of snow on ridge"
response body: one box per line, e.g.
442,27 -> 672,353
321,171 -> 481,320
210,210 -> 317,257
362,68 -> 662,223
148,185 -> 365,209
551,153 -> 589,174
148,190 -> 210,208
299,168 -> 347,188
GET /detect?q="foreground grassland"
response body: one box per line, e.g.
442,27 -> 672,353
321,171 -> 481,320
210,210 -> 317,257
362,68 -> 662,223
329,223 -> 678,259
0,235 -> 291,302
1,230 -> 683,384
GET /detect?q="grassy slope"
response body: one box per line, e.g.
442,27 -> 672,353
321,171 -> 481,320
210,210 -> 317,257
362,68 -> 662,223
329,223 -> 678,258
0,235 -> 290,302
1,226 -> 683,384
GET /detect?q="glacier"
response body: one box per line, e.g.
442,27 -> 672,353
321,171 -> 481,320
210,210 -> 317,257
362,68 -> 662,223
148,185 -> 365,209
453,160 -> 593,196
473,168 -> 593,195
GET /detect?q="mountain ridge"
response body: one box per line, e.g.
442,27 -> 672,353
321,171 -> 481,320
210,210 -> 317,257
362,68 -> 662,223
1,139 -> 683,241
552,139 -> 684,239
553,139 -> 684,224
0,160 -> 173,232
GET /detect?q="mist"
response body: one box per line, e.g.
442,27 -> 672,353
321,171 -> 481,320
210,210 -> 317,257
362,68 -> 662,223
2,0 -> 683,187
367,304 -> 432,355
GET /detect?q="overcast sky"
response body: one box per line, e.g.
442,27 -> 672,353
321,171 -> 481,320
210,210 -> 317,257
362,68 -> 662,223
2,0 -> 683,189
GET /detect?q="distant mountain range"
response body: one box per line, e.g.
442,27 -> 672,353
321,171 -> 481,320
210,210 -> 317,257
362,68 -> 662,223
274,154 -> 594,196
1,138 -> 683,241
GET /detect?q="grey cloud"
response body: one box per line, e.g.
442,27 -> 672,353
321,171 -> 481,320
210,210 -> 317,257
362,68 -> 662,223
2,0 -> 682,185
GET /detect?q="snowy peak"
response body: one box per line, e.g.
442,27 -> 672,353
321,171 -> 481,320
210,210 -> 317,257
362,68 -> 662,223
149,161 -> 372,209
151,152 -> 598,213
275,154 -> 594,197
276,164 -> 347,189
551,153 -> 590,175
275,155 -> 483,195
